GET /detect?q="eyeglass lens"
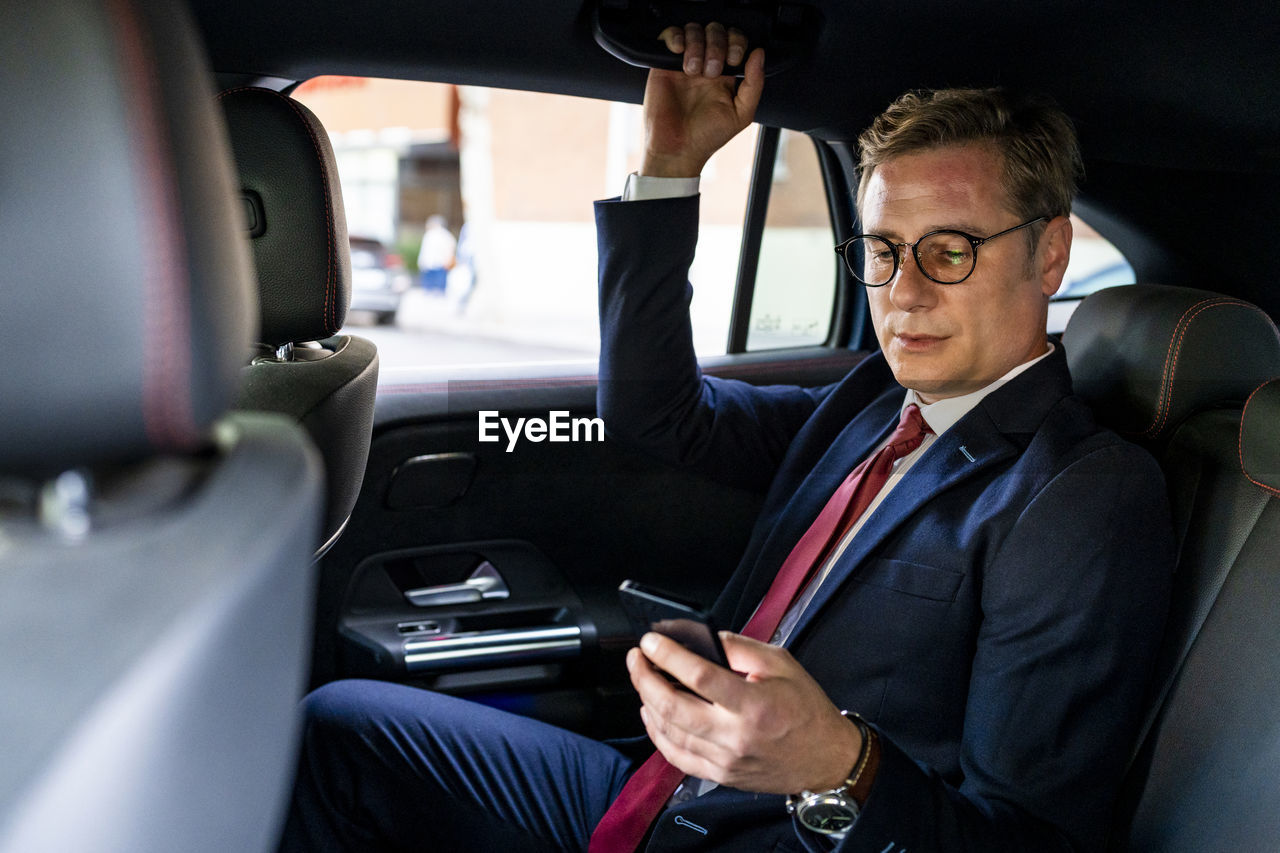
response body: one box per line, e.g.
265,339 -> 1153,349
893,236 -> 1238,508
852,233 -> 976,286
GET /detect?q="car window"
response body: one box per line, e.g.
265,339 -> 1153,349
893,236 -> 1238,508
297,78 -> 1114,360
746,130 -> 836,351
294,77 -> 765,372
1048,215 -> 1134,333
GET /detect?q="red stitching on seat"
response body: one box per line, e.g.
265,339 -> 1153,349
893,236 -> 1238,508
1141,299 -> 1269,439
1239,380 -> 1280,498
111,0 -> 195,449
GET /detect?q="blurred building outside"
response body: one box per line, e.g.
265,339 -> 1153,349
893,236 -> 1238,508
293,76 -> 832,364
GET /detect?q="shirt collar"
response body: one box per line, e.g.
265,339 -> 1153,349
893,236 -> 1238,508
903,342 -> 1055,436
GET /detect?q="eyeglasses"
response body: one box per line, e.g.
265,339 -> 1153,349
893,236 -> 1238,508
834,216 -> 1049,287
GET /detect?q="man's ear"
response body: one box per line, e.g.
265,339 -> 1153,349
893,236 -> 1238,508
1039,215 -> 1073,298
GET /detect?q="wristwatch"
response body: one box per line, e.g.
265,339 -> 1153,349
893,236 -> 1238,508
786,712 -> 879,836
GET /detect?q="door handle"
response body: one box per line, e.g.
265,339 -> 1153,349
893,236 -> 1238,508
404,561 -> 510,607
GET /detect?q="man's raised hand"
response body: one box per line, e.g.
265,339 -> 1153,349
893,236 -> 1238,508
640,23 -> 765,178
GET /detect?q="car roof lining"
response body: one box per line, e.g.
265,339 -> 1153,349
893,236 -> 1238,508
191,0 -> 1280,167
191,0 -> 1280,321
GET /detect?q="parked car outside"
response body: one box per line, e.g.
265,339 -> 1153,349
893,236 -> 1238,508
347,235 -> 411,324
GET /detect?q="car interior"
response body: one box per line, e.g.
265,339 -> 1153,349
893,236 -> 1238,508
0,3 -> 322,850
2,0 -> 1278,850
220,84 -> 381,556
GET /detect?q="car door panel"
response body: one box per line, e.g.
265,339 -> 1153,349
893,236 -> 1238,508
315,338 -> 865,741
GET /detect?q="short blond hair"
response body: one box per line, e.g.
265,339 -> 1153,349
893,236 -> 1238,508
857,88 -> 1083,232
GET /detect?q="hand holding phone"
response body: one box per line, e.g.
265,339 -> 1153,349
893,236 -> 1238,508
618,580 -> 729,668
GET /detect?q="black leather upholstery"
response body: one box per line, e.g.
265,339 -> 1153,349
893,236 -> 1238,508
1063,284 -> 1280,442
0,0 -> 256,477
219,87 -> 380,552
218,87 -> 351,344
1241,379 -> 1280,497
1064,287 -> 1280,850
0,2 -> 321,850
1111,390 -> 1280,851
238,335 -> 379,549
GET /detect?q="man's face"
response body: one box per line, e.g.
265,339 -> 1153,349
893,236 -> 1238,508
861,144 -> 1070,403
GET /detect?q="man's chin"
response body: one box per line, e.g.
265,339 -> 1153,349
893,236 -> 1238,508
894,373 -> 992,403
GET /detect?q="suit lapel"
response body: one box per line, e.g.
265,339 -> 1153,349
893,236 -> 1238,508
780,347 -> 1075,644
726,386 -> 903,629
783,406 -> 1018,643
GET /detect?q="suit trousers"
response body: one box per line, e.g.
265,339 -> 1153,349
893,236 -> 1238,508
278,679 -> 635,852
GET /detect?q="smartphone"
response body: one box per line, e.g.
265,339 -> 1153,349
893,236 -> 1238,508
618,579 -> 730,668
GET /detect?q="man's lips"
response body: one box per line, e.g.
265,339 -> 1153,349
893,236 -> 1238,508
892,333 -> 948,352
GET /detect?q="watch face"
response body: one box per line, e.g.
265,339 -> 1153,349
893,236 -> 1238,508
798,798 -> 858,835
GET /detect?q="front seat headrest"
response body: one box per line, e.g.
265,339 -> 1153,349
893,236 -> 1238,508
0,0 -> 255,478
1241,379 -> 1280,497
1063,284 -> 1280,442
218,87 -> 352,347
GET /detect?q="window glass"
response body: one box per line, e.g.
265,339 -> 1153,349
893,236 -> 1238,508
293,77 -> 757,372
747,130 -> 835,350
1047,215 -> 1135,333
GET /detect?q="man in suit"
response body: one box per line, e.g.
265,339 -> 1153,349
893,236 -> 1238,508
280,27 -> 1173,853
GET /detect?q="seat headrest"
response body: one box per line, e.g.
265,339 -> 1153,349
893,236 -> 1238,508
0,0 -> 256,477
1241,380 -> 1280,498
1062,285 -> 1280,442
218,87 -> 351,347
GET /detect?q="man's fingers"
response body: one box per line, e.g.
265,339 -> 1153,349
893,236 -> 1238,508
726,27 -> 748,67
657,25 -> 684,54
641,707 -> 723,780
718,630 -> 778,672
638,632 -> 748,708
703,22 -> 728,77
682,23 -> 705,75
628,646 -> 722,743
662,22 -> 753,78
627,645 -> 699,718
640,701 -> 742,773
734,48 -> 766,118
686,23 -> 747,77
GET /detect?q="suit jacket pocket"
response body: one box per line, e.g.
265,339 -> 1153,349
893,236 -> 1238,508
854,558 -> 963,603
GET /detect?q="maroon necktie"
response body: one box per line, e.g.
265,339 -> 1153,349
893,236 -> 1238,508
588,405 -> 932,853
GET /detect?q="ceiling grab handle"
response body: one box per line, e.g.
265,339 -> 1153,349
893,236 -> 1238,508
590,0 -> 821,78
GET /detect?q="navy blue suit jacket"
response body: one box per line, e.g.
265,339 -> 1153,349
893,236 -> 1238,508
596,195 -> 1174,853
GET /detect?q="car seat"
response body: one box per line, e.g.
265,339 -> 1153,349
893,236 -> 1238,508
1062,284 -> 1280,850
1112,375 -> 1280,851
0,2 -> 322,850
218,86 -> 380,556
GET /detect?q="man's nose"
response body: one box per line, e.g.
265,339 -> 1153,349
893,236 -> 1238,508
887,250 -> 938,311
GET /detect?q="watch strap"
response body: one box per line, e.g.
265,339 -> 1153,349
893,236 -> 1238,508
846,716 -> 879,806
786,710 -> 881,830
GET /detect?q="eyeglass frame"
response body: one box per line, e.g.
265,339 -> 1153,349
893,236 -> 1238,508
833,216 -> 1051,287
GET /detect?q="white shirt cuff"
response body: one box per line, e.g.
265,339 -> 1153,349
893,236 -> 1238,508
622,172 -> 700,201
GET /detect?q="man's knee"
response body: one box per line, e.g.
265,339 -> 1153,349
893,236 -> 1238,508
301,679 -> 371,731
297,678 -> 409,761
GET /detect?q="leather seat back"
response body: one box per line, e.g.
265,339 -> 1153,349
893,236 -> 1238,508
1062,285 -> 1280,850
0,3 -> 321,850
219,87 -> 379,555
1114,379 -> 1280,851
